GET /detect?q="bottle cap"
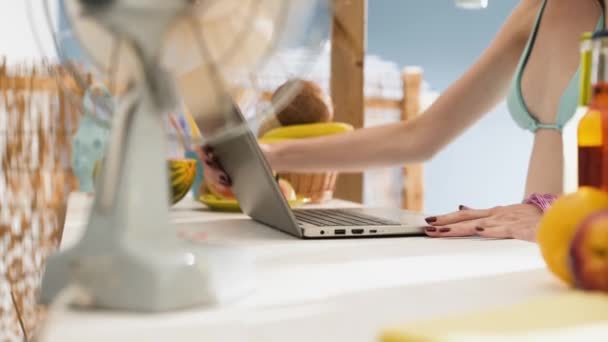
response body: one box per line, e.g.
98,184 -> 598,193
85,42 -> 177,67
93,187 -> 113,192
581,32 -> 593,42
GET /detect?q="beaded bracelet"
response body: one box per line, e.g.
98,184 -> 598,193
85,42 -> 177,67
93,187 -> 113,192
523,193 -> 558,213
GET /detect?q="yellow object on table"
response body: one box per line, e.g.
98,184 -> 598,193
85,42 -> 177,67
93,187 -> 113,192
198,193 -> 309,212
261,122 -> 353,140
380,292 -> 608,342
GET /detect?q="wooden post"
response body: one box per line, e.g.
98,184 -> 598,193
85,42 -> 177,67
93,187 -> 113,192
330,0 -> 367,203
401,67 -> 424,212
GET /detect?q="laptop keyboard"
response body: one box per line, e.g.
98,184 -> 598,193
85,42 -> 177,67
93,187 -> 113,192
292,209 -> 402,227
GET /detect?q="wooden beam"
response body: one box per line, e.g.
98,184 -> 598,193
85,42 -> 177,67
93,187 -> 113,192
330,0 -> 367,203
401,67 -> 424,212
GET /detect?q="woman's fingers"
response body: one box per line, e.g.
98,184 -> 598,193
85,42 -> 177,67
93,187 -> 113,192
426,208 -> 492,226
194,145 -> 207,164
474,225 -> 514,239
424,204 -> 541,241
425,224 -> 476,237
425,218 -> 495,237
475,221 -> 538,240
204,165 -> 232,187
427,219 -> 533,240
197,145 -> 233,187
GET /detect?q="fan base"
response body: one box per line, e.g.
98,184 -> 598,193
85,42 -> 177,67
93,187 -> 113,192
39,232 -> 255,312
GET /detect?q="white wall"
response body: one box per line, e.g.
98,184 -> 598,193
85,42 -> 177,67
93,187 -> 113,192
425,103 -> 533,213
368,0 -> 531,214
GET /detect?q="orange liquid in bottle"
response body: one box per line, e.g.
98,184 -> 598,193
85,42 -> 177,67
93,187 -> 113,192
579,146 -> 603,187
579,84 -> 608,189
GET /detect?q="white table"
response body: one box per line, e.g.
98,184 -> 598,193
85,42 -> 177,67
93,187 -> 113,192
39,193 -> 563,342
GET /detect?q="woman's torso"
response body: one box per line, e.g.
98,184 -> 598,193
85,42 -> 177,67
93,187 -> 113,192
507,0 -> 603,196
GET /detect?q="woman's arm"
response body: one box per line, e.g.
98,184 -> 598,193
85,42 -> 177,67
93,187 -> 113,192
267,0 -> 539,173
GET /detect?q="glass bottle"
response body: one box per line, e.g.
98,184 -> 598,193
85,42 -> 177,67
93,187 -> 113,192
563,32 -> 592,193
578,31 -> 608,190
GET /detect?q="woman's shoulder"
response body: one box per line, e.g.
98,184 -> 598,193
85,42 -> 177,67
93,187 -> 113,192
509,0 -> 545,44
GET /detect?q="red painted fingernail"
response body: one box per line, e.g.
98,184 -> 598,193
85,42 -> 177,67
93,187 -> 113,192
425,226 -> 437,232
439,227 -> 451,233
425,217 -> 437,224
475,227 -> 484,232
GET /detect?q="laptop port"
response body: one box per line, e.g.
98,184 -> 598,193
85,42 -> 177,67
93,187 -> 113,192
334,229 -> 346,235
351,229 -> 364,234
320,230 -> 325,235
370,230 -> 378,234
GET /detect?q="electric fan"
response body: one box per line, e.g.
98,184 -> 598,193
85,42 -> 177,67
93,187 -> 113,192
29,0 -> 331,312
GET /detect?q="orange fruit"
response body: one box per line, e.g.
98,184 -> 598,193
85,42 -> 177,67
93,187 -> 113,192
569,210 -> 608,291
537,187 -> 608,286
278,179 -> 297,201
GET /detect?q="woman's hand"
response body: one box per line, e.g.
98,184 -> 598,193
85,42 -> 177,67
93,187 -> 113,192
195,144 -> 275,191
195,145 -> 232,191
424,204 -> 543,242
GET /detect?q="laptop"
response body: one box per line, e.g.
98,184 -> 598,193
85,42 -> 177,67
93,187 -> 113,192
198,101 -> 427,238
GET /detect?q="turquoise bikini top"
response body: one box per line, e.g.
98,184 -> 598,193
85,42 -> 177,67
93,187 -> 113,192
507,0 -> 605,132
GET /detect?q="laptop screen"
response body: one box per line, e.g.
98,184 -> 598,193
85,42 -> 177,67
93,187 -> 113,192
195,100 -> 302,238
